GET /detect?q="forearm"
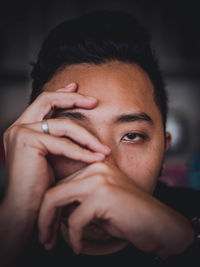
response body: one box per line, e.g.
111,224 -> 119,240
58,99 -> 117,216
154,206 -> 195,259
0,201 -> 37,267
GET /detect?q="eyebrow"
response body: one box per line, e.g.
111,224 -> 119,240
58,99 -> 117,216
53,110 -> 153,125
114,112 -> 153,125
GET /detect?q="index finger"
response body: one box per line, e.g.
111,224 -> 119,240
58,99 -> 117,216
15,84 -> 98,124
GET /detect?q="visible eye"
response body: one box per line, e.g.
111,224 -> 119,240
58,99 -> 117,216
121,133 -> 146,143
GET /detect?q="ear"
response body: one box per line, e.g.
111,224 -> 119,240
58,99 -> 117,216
165,131 -> 172,152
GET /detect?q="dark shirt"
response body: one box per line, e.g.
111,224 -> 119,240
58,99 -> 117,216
18,182 -> 200,267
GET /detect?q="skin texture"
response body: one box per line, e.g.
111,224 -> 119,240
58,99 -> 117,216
38,61 -> 184,255
1,61 -> 194,266
44,61 -> 169,193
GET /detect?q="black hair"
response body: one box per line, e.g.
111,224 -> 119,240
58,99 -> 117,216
30,9 -> 168,131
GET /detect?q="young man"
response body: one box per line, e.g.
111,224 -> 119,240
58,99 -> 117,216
1,10 -> 200,266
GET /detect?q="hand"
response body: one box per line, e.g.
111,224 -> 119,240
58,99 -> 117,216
0,82 -> 111,266
38,161 -> 194,259
3,82 -> 110,214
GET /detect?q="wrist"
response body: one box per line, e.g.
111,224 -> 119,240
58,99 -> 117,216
0,195 -> 38,226
156,214 -> 195,260
3,184 -> 45,214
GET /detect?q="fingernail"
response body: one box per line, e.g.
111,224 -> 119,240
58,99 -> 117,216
56,83 -> 76,92
65,82 -> 75,89
65,83 -> 76,90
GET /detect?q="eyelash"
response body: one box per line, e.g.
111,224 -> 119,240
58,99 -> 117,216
121,132 -> 146,143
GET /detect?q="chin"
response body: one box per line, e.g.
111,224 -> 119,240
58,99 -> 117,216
60,202 -> 129,255
60,201 -> 129,255
60,222 -> 129,255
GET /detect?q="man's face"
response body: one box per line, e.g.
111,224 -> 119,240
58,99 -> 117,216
45,61 -> 170,194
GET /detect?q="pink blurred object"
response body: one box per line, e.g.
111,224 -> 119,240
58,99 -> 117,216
159,162 -> 189,188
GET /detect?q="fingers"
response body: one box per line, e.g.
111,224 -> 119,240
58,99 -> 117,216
26,119 -> 111,155
43,208 -> 62,251
6,125 -> 107,164
68,195 -> 102,254
26,129 -> 107,163
38,175 -> 102,246
15,83 -> 98,124
56,82 -> 77,93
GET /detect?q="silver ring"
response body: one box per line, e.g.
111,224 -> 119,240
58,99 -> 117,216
41,120 -> 50,134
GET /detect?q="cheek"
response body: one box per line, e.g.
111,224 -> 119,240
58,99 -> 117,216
47,155 -> 88,180
117,146 -> 164,194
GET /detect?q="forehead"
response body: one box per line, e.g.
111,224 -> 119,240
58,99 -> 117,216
44,61 -> 160,121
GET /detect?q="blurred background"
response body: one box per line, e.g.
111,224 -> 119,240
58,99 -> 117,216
0,0 -> 200,192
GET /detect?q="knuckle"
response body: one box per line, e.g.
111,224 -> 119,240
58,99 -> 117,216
36,91 -> 48,103
3,125 -> 21,142
38,91 -> 49,99
36,91 -> 53,107
98,183 -> 112,197
91,162 -> 108,171
94,173 -> 108,186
